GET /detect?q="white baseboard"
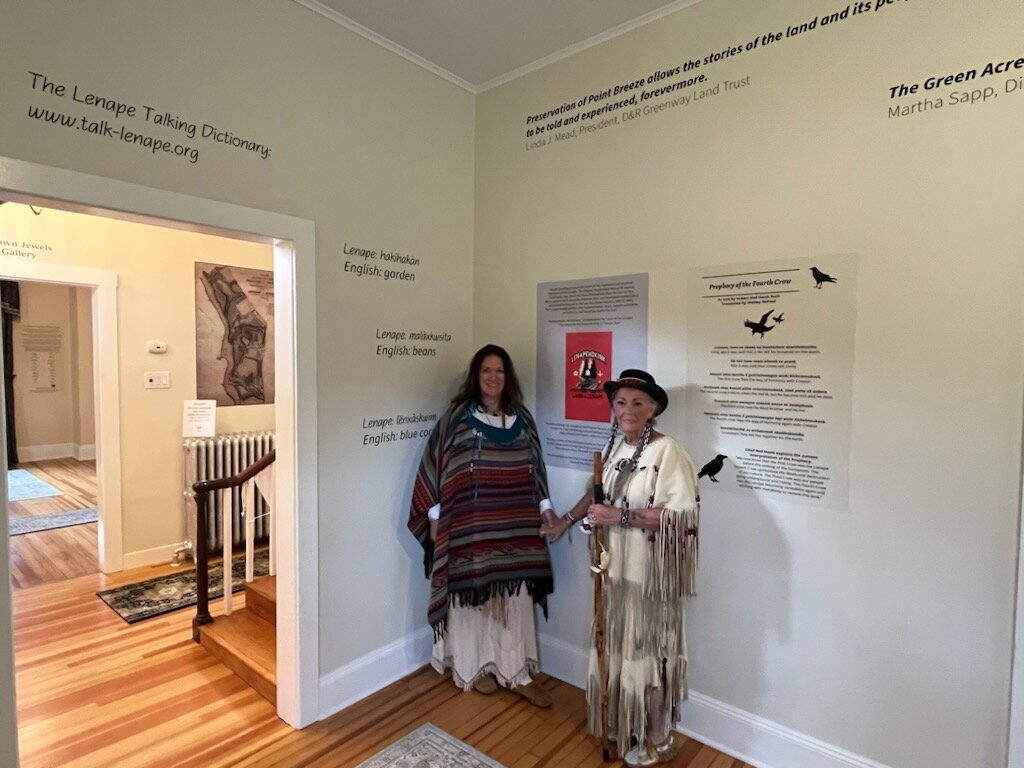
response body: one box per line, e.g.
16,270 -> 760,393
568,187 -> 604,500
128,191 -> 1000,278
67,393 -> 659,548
317,629 -> 891,768
318,626 -> 434,721
15,442 -> 94,462
537,631 -> 890,768
539,630 -> 589,687
316,625 -> 583,723
121,543 -> 183,571
17,442 -> 75,462
679,692 -> 892,768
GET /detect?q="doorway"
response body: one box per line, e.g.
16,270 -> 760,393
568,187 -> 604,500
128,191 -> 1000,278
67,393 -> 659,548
1,259 -> 121,573
0,155 -> 320,728
6,276 -> 99,587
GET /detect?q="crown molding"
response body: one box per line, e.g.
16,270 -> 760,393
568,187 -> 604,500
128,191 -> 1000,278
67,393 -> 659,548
291,0 -> 479,93
290,0 -> 706,95
476,0 -> 704,92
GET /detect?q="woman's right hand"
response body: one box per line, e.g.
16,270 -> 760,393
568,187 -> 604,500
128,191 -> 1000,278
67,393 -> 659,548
539,509 -> 573,542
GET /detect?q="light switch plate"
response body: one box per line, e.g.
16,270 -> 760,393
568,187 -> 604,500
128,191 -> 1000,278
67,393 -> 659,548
144,371 -> 171,389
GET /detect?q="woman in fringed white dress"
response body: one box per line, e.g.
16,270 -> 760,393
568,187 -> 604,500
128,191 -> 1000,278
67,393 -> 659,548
545,369 -> 700,767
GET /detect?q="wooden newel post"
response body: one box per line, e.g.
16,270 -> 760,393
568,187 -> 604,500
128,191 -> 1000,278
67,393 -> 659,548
592,451 -> 613,762
192,491 -> 214,642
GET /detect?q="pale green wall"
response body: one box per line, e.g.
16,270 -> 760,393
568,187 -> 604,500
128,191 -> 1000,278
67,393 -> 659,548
475,1 -> 1023,766
0,0 -> 476,701
2,0 -> 1022,766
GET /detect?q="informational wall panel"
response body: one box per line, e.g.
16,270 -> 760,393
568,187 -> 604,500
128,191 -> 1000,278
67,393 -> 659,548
686,255 -> 857,510
536,273 -> 648,470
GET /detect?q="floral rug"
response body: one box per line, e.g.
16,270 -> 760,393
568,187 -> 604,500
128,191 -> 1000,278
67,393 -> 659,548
96,550 -> 270,624
356,724 -> 505,768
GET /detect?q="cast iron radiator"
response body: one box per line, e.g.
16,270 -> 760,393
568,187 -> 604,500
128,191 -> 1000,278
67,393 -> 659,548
183,431 -> 275,552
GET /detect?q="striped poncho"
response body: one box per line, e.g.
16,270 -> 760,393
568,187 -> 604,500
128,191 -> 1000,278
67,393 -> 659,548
408,401 -> 554,634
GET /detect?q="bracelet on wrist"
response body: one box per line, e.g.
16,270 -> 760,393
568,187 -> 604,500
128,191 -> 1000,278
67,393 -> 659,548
565,510 -> 577,523
620,508 -> 630,527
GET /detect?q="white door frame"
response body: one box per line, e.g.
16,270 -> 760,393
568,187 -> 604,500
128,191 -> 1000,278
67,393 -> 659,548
0,155 -> 320,728
1011,464 -> 1024,768
0,260 -> 122,572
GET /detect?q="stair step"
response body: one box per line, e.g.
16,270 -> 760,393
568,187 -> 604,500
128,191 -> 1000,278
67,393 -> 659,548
199,608 -> 276,704
246,575 -> 276,626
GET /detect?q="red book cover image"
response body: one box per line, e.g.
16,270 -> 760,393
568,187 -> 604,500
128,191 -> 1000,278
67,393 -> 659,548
565,331 -> 612,422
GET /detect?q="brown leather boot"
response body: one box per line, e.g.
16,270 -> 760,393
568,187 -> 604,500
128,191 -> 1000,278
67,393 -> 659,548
472,674 -> 498,694
513,681 -> 552,708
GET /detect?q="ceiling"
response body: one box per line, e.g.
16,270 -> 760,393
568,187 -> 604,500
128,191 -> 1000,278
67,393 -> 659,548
294,0 -> 700,92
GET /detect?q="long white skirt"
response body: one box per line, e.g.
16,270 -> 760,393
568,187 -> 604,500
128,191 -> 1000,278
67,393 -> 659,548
432,591 -> 539,690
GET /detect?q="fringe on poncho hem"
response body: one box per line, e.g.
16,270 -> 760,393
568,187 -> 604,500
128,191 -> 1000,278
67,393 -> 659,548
431,577 -> 553,641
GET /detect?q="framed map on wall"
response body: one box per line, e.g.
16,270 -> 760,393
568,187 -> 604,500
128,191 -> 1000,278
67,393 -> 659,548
195,262 -> 275,406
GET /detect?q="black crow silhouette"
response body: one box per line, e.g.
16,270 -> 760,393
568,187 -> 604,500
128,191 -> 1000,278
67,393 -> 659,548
698,454 -> 728,482
810,267 -> 837,288
744,309 -> 775,337
772,312 -> 785,323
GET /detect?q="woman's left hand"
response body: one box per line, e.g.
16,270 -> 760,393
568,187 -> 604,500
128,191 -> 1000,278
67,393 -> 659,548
586,503 -> 621,527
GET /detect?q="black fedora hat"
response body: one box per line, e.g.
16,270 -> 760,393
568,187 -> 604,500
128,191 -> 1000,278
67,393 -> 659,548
603,369 -> 668,416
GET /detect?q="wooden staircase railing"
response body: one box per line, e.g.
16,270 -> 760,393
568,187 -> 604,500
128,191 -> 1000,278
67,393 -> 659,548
191,448 -> 276,642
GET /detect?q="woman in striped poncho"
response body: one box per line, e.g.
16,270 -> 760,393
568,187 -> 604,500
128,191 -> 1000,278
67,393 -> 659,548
408,344 -> 557,707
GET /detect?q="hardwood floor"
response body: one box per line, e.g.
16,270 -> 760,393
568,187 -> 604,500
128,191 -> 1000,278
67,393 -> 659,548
9,459 -> 750,767
8,458 -> 99,589
12,562 -> 752,768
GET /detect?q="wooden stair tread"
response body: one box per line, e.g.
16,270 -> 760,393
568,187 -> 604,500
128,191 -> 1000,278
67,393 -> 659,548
246,575 -> 276,626
247,574 -> 276,601
199,608 -> 276,703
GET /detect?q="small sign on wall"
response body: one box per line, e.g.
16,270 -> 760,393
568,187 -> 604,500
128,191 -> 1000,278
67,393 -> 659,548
22,324 -> 62,392
183,399 -> 217,437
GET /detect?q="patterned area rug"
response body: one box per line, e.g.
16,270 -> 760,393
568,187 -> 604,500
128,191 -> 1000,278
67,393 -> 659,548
97,550 -> 270,624
9,507 -> 98,536
356,724 -> 506,768
7,468 -> 63,501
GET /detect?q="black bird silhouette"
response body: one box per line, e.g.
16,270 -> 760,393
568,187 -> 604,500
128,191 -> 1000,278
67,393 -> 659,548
810,266 -> 837,288
772,312 -> 785,323
698,454 -> 728,482
744,309 -> 775,337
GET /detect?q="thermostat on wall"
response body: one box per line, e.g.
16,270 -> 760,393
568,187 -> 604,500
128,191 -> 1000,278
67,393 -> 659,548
147,340 -> 167,354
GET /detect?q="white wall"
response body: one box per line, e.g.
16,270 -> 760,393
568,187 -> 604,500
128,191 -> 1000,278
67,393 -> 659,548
0,205 -> 274,558
10,282 -> 76,451
7,281 -> 97,460
3,1 -> 1019,767
475,1 -> 1022,767
0,0 -> 475,730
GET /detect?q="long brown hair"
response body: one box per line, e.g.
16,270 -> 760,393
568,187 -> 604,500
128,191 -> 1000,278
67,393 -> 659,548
452,344 -> 524,414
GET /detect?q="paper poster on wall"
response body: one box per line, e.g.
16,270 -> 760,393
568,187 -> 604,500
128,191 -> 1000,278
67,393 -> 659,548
195,263 -> 275,406
564,331 -> 613,422
686,255 -> 857,510
182,399 -> 216,437
21,324 -> 61,393
537,274 -> 648,470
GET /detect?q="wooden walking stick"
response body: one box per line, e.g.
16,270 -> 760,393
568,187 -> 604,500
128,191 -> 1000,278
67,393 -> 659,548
591,451 -> 613,762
